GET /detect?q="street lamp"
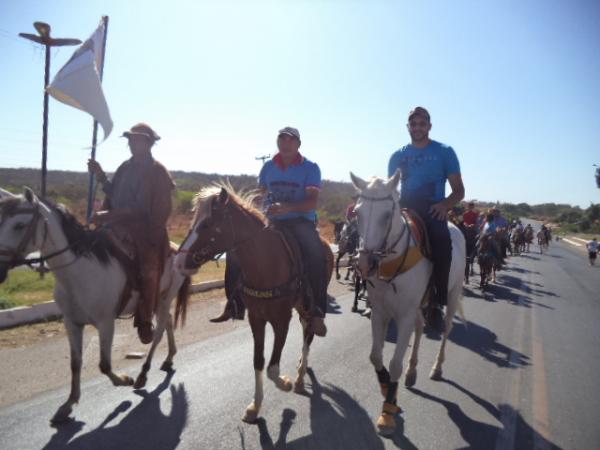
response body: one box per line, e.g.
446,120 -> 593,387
19,22 -> 81,199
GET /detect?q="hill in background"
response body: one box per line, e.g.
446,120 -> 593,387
2,168 -> 598,235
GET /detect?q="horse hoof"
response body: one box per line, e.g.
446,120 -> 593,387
294,382 -> 307,395
50,408 -> 71,426
160,361 -> 173,372
133,375 -> 147,389
278,376 -> 293,392
376,413 -> 396,436
429,368 -> 442,381
122,375 -> 134,386
404,370 -> 417,387
242,404 -> 260,423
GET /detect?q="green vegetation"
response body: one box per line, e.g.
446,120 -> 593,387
0,270 -> 56,309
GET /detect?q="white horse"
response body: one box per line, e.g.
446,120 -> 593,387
350,172 -> 466,435
0,188 -> 190,424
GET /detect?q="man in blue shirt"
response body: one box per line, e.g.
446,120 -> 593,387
388,107 -> 465,331
211,126 -> 328,337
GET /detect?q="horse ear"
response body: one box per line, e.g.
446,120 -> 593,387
350,172 -> 367,192
23,186 -> 36,204
387,169 -> 401,190
217,187 -> 229,206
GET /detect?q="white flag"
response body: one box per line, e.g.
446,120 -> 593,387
47,18 -> 113,140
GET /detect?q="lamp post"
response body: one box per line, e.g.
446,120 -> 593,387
19,22 -> 81,199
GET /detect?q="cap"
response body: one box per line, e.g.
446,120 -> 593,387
408,106 -> 431,122
121,123 -> 161,142
278,126 -> 300,141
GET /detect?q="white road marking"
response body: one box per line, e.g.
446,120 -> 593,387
572,237 -> 588,244
562,238 -> 583,247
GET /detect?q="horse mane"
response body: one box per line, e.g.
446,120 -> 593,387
47,201 -> 114,265
192,181 -> 266,225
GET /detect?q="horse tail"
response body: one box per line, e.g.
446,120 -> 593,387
174,275 -> 191,329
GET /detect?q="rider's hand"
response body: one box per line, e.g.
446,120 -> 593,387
429,202 -> 448,221
266,202 -> 290,217
90,210 -> 109,225
87,159 -> 106,182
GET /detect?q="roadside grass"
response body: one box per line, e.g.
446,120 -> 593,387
0,261 -> 226,310
0,270 -> 56,309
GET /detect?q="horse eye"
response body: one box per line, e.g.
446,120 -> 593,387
14,223 -> 26,231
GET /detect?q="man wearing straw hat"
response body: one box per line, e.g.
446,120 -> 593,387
88,123 -> 175,344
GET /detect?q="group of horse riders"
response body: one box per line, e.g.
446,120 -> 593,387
86,105 -> 467,345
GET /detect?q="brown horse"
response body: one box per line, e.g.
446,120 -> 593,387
477,234 -> 500,288
175,184 -> 333,423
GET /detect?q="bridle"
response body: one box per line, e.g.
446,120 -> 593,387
0,203 -> 78,272
357,193 -> 408,260
179,202 -> 267,268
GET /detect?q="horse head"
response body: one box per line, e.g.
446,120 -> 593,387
176,185 -> 264,275
0,187 -> 46,283
349,170 -> 402,277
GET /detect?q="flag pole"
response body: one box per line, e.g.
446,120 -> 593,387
19,23 -> 81,199
87,15 -> 110,221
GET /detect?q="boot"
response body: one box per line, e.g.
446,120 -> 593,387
424,302 -> 445,333
210,303 -> 233,323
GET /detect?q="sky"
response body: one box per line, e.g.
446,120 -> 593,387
1,0 -> 599,207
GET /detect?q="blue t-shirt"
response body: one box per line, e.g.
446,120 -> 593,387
258,154 -> 321,222
388,140 -> 460,203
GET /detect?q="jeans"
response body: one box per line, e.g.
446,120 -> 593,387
400,199 -> 452,306
272,218 -> 328,317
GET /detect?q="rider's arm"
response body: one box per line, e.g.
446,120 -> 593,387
267,187 -> 319,217
430,173 -> 465,220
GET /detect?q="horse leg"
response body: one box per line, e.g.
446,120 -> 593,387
266,316 -> 293,393
377,313 -> 413,435
431,285 -> 460,380
369,307 -> 390,387
295,319 -> 315,394
352,275 -> 360,312
98,321 -> 134,387
344,256 -> 352,281
335,253 -> 342,280
51,319 -> 83,424
134,301 -> 172,388
243,313 -> 266,423
160,313 -> 177,372
404,310 -> 424,387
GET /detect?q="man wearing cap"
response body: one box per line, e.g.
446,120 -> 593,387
210,126 -> 328,336
87,123 -> 175,344
388,107 -> 465,332
462,202 -> 479,228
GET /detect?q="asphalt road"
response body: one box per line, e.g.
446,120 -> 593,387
0,237 -> 598,450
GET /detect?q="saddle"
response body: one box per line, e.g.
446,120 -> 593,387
240,225 -> 303,301
101,226 -> 174,317
376,209 -> 431,280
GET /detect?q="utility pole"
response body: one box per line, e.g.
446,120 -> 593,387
19,22 -> 81,199
255,154 -> 271,166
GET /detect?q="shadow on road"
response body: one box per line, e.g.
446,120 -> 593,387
326,294 -> 342,315
42,372 -> 188,450
449,321 -> 529,368
408,380 -> 563,450
252,368 -> 407,449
